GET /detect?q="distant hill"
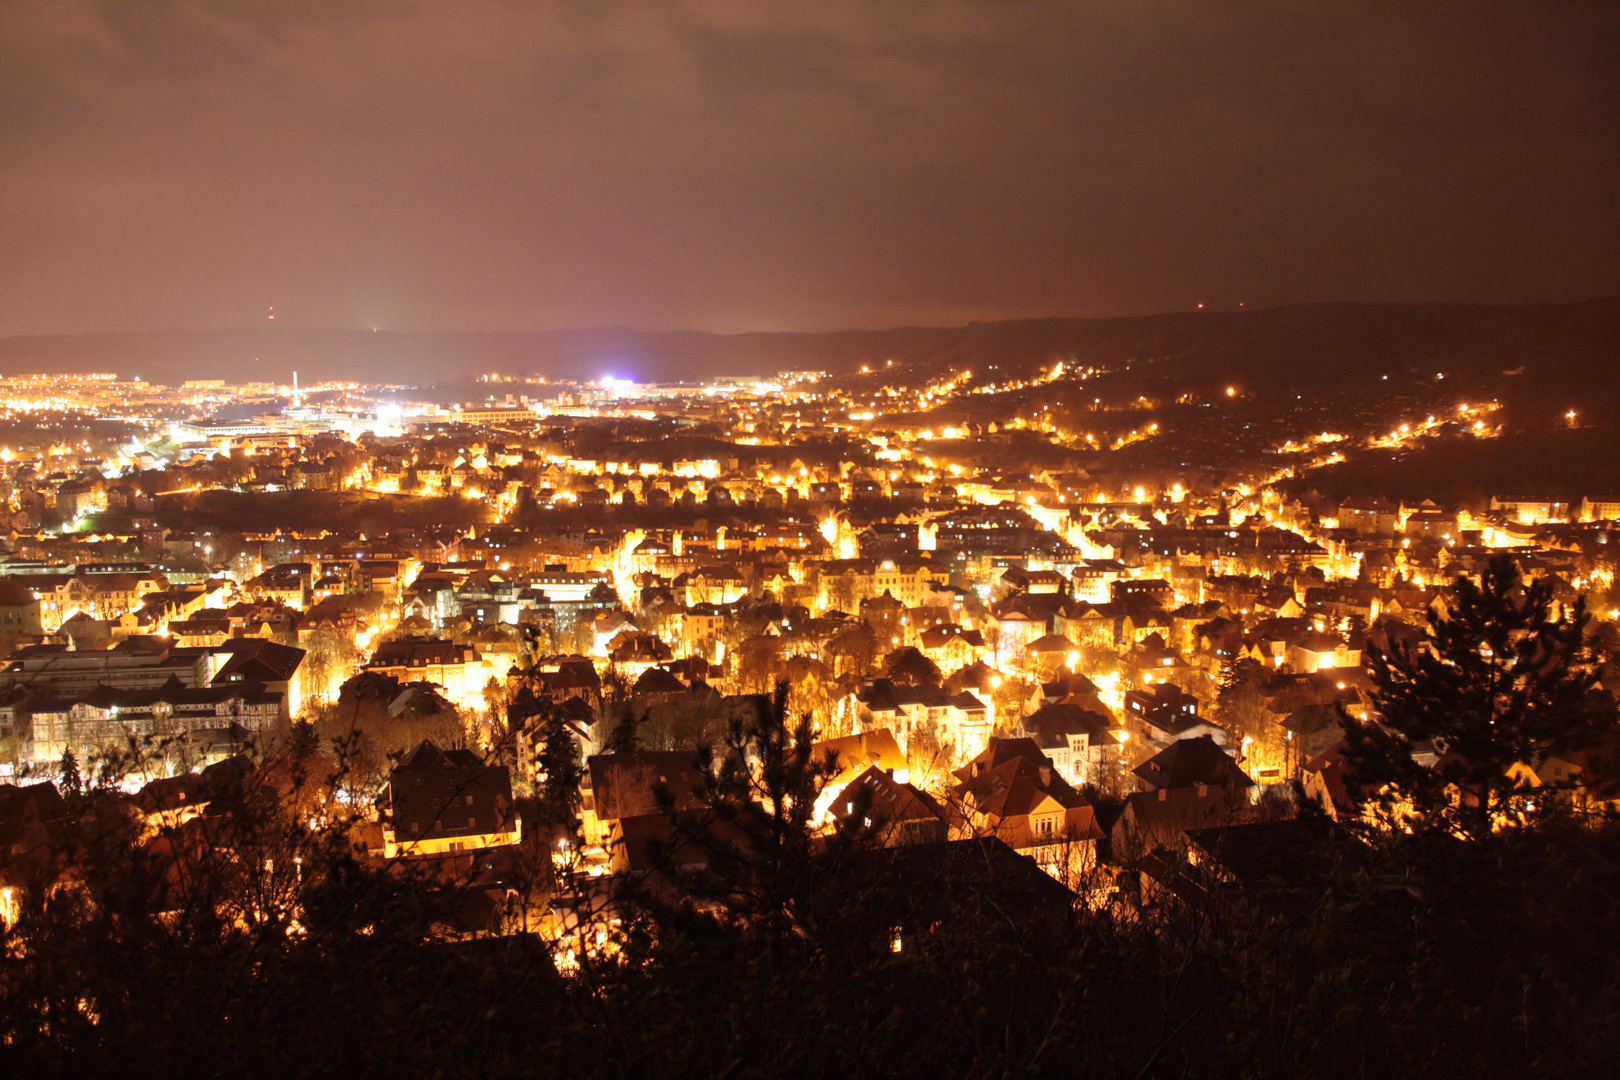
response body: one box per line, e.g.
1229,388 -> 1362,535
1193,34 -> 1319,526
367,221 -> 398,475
1,299 -> 1616,419
1278,427 -> 1620,510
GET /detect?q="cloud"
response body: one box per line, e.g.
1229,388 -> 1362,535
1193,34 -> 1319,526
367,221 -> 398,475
0,1 -> 1616,336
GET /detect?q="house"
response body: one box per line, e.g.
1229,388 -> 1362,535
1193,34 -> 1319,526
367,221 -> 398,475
1192,615 -> 1245,670
917,624 -> 987,671
364,638 -> 485,702
855,680 -> 991,759
1489,495 -> 1569,524
1,637 -> 303,762
630,665 -> 687,705
606,807 -> 752,877
246,563 -> 312,608
1402,506 -> 1460,541
586,751 -> 706,829
1122,632 -> 1192,685
1277,703 -> 1347,778
514,695 -> 595,791
986,601 -> 1054,658
1019,633 -> 1080,677
0,781 -> 68,905
1133,736 -> 1254,794
0,578 -> 45,637
1300,741 -> 1366,820
167,616 -> 232,647
1111,785 -> 1236,863
132,755 -> 252,838
1338,497 -> 1399,536
828,765 -> 951,846
807,837 -> 1076,960
1120,606 -> 1176,647
209,638 -> 308,716
537,657 -> 602,706
677,565 -> 747,606
858,590 -> 906,639
1110,578 -> 1175,607
678,603 -> 728,655
1069,559 -> 1127,603
1123,683 -> 1228,748
1578,495 -> 1620,523
1057,600 -> 1116,648
381,741 -> 520,858
1133,816 -> 1362,911
1000,567 -> 1067,595
868,559 -> 948,608
951,737 -> 1104,879
810,728 -> 909,822
28,681 -> 281,765
1023,701 -> 1121,788
1508,737 -> 1620,816
607,631 -> 674,672
1286,630 -> 1361,674
586,749 -> 709,862
1182,817 -> 1351,892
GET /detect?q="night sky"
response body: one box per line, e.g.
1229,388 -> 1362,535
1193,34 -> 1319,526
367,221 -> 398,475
2,2 -> 1616,337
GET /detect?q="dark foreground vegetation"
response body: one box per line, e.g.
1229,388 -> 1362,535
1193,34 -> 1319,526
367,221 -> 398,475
4,768 -> 1619,1076
3,810 -> 1618,1077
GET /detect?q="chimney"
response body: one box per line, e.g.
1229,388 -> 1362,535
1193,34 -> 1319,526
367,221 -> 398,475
1039,766 -> 1052,788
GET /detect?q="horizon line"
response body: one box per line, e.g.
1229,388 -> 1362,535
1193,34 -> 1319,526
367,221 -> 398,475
3,295 -> 1617,343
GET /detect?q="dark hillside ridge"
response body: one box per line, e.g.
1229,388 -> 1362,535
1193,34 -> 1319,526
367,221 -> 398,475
1,299 -> 1616,418
1278,428 -> 1620,509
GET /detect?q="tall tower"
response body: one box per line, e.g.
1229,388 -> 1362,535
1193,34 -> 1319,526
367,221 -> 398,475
292,370 -> 301,410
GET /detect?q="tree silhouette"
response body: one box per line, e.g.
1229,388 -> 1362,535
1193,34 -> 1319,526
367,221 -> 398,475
58,747 -> 83,799
646,682 -> 846,978
534,702 -> 583,840
604,706 -> 641,755
884,645 -> 942,686
1343,554 -> 1618,838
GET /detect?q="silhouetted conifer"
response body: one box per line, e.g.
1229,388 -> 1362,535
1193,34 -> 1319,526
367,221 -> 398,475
1343,553 -> 1618,837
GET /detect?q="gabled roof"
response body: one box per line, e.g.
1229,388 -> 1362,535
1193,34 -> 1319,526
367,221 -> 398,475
813,729 -> 906,786
631,665 -> 686,697
388,740 -> 515,846
367,638 -> 476,670
917,624 -> 985,650
952,738 -> 1094,824
834,765 -> 948,827
587,750 -> 708,821
0,578 -> 40,607
1184,816 -> 1355,886
609,633 -> 673,664
1114,786 -> 1234,857
1023,633 -> 1076,655
398,740 -> 484,772
210,639 -> 306,683
954,736 -> 1049,780
1026,702 -> 1116,746
0,781 -> 67,850
1133,735 -> 1253,791
811,837 -> 1076,934
1340,496 -> 1398,511
134,755 -> 252,815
